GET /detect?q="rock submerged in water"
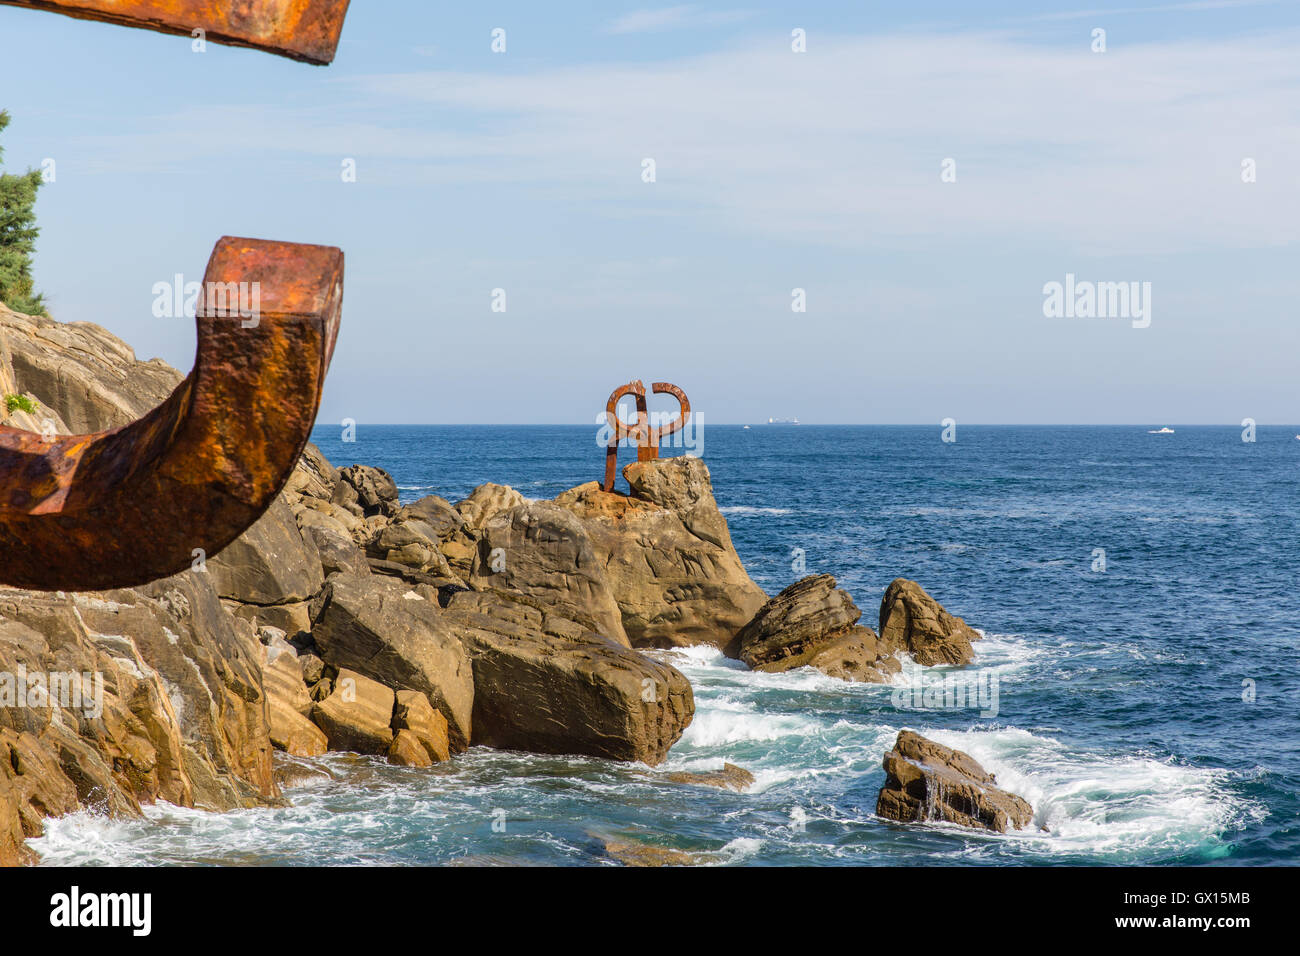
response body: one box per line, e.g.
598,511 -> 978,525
876,731 -> 1033,833
663,762 -> 755,792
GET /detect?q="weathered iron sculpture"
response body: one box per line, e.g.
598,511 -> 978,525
602,380 -> 690,492
0,237 -> 343,591
0,0 -> 351,64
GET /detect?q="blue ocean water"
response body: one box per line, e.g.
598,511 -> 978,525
33,425 -> 1299,865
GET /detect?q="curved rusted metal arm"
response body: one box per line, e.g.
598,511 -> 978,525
601,379 -> 690,492
0,237 -> 343,591
0,0 -> 351,64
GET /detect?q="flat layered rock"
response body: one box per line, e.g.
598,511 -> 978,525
663,762 -> 755,792
311,669 -> 395,755
310,573 -> 474,751
876,731 -> 1033,833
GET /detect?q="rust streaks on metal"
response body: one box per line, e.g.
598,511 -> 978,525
0,237 -> 344,591
602,380 -> 691,492
0,0 -> 351,64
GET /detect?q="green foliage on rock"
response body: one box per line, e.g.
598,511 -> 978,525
4,393 -> 37,415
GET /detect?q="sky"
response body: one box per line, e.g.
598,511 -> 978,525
0,0 -> 1297,424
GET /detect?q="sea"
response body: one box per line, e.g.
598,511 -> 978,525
31,425 -> 1299,866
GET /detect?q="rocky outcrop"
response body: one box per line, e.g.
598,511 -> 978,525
553,457 -> 767,649
0,303 -> 182,432
333,464 -> 401,518
468,500 -> 630,646
734,575 -> 901,682
0,570 -> 282,852
879,579 -> 981,666
209,495 -> 325,607
310,572 -> 474,751
0,305 -> 293,862
444,590 -> 693,765
876,731 -> 1033,833
311,669 -> 395,754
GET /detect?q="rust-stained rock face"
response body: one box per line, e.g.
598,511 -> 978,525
876,731 -> 1033,833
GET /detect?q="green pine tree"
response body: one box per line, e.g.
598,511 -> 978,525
0,110 -> 45,316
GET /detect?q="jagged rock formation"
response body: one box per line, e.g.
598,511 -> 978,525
879,578 -> 981,666
733,576 -> 983,682
553,459 -> 768,649
876,731 -> 1033,833
734,574 -> 902,682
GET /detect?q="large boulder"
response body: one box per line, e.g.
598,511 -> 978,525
734,574 -> 900,682
310,572 -> 474,751
554,458 -> 766,650
876,731 -> 1033,833
443,483 -> 526,579
468,500 -> 630,646
443,591 -> 693,766
261,641 -> 327,757
208,494 -> 325,606
878,579 -> 980,666
333,464 -> 401,518
296,508 -> 371,578
311,669 -> 395,755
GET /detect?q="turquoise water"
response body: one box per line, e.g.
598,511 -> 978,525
32,425 -> 1298,865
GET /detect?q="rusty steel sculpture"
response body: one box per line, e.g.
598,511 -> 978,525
0,1 -> 352,589
602,380 -> 691,493
0,0 -> 351,64
0,237 -> 343,591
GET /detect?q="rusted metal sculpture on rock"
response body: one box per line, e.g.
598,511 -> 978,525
0,237 -> 343,591
603,380 -> 690,492
0,0 -> 350,63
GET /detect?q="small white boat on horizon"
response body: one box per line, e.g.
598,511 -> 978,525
1148,427 -> 1175,434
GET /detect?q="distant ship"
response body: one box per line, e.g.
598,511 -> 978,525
1148,427 -> 1175,434
742,425 -> 750,429
767,417 -> 800,425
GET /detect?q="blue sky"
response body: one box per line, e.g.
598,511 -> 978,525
0,0 -> 1297,424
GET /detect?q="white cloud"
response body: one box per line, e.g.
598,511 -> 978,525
604,6 -> 752,35
68,28 -> 1300,257
345,29 -> 1300,255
